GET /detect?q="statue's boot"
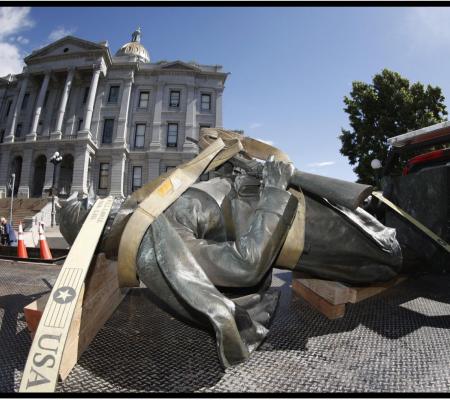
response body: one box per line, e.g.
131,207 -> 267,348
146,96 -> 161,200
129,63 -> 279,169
294,194 -> 403,284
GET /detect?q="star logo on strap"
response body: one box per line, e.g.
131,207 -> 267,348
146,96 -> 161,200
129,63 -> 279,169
53,286 -> 76,304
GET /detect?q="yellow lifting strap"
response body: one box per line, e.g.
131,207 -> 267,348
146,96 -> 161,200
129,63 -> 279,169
117,129 -> 305,288
372,191 -> 450,254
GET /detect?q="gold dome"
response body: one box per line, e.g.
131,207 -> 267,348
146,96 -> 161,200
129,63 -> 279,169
116,27 -> 150,63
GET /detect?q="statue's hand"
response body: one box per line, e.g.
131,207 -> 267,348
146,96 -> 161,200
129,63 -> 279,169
262,156 -> 294,190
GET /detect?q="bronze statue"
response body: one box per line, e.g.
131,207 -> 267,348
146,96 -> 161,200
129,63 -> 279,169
58,134 -> 402,369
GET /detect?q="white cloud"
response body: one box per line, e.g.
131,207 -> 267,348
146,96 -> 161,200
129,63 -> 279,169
16,35 -> 29,45
0,42 -> 23,76
249,122 -> 263,129
48,26 -> 76,42
402,8 -> 450,49
307,161 -> 335,168
0,7 -> 33,76
9,35 -> 29,45
255,138 -> 274,146
0,7 -> 33,40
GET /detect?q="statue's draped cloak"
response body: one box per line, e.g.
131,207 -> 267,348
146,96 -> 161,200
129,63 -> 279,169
136,180 -> 299,368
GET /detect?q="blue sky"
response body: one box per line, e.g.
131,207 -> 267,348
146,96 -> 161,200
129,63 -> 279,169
1,6 -> 450,181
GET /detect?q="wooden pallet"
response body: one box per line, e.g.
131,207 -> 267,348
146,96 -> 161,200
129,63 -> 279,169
292,272 -> 406,319
23,253 -> 128,380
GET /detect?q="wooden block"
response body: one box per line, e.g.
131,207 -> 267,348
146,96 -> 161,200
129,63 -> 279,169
292,272 -> 353,305
59,287 -> 127,380
22,253 -> 128,381
292,279 -> 345,319
293,273 -> 407,305
23,293 -> 50,339
346,276 -> 407,304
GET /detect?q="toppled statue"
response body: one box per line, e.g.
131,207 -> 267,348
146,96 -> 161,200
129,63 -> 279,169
58,129 -> 402,369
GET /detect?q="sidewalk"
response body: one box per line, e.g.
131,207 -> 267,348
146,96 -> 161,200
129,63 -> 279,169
22,224 -> 69,249
43,225 -> 69,249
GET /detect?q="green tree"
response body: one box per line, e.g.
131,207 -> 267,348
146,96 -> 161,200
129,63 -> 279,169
339,69 -> 447,185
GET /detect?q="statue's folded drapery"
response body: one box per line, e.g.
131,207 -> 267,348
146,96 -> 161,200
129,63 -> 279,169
136,182 -> 299,368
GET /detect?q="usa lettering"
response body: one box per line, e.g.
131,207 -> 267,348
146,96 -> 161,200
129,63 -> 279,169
26,333 -> 62,389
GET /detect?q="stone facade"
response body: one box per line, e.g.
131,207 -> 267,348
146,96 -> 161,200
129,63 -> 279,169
0,30 -> 228,199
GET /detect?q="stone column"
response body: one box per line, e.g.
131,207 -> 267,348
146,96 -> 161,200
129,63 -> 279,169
66,85 -> 81,136
115,73 -> 134,144
150,84 -> 164,150
28,71 -> 51,141
183,84 -> 197,152
5,73 -> 29,142
17,148 -> 33,198
79,65 -> 101,138
71,145 -> 91,195
53,67 -> 75,139
148,158 -> 160,181
0,152 -> 11,198
215,88 -> 223,128
109,151 -> 126,197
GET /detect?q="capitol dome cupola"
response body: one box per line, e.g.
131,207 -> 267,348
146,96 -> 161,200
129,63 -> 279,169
115,27 -> 150,63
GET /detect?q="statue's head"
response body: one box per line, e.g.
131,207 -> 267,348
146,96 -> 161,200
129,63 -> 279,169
57,187 -> 98,245
211,158 -> 263,208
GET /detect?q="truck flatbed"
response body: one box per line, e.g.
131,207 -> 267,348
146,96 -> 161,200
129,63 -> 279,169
1,260 -> 450,393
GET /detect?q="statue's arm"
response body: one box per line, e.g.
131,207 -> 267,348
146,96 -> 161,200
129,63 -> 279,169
182,185 -> 298,287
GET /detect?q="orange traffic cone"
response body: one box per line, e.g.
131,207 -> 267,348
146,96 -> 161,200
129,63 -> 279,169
38,222 -> 53,260
17,221 -> 28,259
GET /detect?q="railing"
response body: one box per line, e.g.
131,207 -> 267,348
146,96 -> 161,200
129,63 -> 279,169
36,135 -> 50,141
63,134 -> 78,140
14,136 -> 25,142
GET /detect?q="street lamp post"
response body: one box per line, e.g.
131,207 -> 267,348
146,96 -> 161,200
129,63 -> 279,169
9,173 -> 15,226
50,151 -> 63,227
371,158 -> 383,189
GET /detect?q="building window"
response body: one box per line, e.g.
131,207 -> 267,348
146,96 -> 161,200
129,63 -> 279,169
169,90 -> 180,108
167,123 -> 178,147
98,163 -> 110,189
102,119 -> 114,144
134,124 -> 145,148
108,86 -> 120,103
0,130 -> 4,143
132,166 -> 142,192
5,100 -> 12,118
15,124 -> 22,138
77,118 -> 83,132
199,124 -> 210,136
21,93 -> 30,111
201,93 -> 211,111
82,87 -> 90,104
37,121 -> 43,135
138,91 -> 149,108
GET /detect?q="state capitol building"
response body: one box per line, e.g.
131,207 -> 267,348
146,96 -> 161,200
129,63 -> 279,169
0,28 -> 228,198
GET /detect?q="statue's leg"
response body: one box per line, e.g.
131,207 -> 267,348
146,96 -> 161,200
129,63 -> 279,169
136,215 -> 271,368
294,194 -> 403,284
136,227 -> 209,326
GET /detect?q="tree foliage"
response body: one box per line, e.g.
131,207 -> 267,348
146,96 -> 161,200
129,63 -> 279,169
339,69 -> 447,184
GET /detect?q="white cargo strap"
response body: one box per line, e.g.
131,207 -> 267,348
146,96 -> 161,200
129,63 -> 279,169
19,197 -> 114,393
199,127 -> 291,163
275,188 -> 305,269
372,191 -> 450,254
